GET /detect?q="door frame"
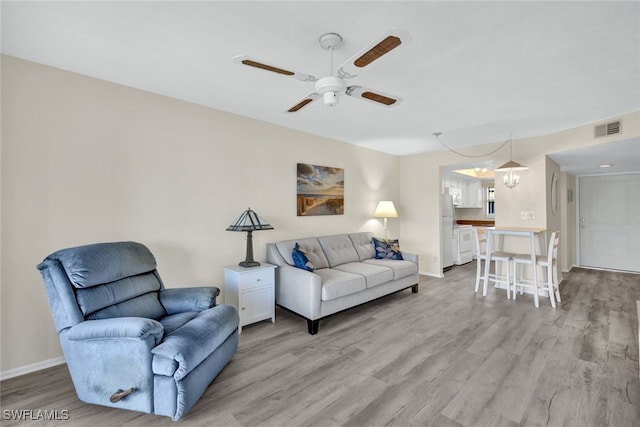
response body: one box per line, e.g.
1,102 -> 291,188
576,171 -> 640,272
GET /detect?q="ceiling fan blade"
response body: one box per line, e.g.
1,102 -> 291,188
346,86 -> 402,107
337,29 -> 412,78
232,55 -> 317,82
285,93 -> 320,113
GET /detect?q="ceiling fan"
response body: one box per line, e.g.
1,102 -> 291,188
232,29 -> 412,113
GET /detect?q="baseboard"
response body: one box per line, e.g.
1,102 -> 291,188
420,271 -> 443,278
0,356 -> 66,381
637,301 -> 640,379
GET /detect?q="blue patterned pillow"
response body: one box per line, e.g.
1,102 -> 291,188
292,243 -> 316,271
373,238 -> 404,260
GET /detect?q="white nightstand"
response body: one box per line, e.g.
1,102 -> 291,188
224,263 -> 276,333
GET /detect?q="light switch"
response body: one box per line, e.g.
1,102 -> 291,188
521,210 -> 535,220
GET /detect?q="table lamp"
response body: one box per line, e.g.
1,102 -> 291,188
226,208 -> 274,267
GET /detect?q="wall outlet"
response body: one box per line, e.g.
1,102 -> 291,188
521,210 -> 535,220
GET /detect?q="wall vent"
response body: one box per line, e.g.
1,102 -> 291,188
594,120 -> 622,138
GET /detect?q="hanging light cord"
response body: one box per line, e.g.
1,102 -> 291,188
433,132 -> 511,159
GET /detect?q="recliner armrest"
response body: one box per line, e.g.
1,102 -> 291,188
66,317 -> 164,345
159,287 -> 220,315
151,304 -> 239,380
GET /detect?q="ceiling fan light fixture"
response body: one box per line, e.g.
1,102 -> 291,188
315,76 -> 346,107
324,91 -> 338,106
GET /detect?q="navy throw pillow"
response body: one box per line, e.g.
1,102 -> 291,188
292,243 -> 316,271
373,238 -> 404,260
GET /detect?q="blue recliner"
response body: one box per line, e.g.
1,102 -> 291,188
37,241 -> 239,421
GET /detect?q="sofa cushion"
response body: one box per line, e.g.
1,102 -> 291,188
314,268 -> 366,301
363,258 -> 418,280
276,238 -> 329,269
333,262 -> 394,289
373,238 -> 404,260
348,232 -> 375,261
317,234 -> 359,267
292,243 -> 315,271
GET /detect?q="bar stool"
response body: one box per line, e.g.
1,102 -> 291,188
473,227 -> 517,298
512,231 -> 561,308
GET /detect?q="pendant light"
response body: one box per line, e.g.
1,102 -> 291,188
495,138 -> 527,189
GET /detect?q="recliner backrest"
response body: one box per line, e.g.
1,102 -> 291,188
37,241 -> 167,332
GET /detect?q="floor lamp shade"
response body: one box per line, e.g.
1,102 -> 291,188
226,208 -> 274,268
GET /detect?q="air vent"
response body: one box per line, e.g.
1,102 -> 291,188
594,120 -> 622,138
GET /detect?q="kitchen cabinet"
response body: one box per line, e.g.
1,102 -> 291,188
462,180 -> 482,208
445,177 -> 482,208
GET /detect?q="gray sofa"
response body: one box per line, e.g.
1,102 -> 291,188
266,232 -> 419,334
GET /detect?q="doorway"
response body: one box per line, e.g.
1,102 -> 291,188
578,173 -> 640,272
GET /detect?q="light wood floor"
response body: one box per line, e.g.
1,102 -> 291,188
2,264 -> 639,426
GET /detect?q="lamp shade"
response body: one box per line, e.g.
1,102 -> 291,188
495,160 -> 528,172
226,208 -> 274,232
373,201 -> 399,218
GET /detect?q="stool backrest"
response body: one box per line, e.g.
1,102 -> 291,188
473,227 -> 487,257
547,231 -> 560,266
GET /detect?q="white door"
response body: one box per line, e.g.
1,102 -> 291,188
579,173 -> 640,272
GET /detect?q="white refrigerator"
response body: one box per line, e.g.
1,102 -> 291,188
442,191 -> 455,268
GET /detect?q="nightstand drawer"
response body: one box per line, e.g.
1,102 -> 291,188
238,270 -> 274,289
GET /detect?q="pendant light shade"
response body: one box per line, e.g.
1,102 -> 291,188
495,159 -> 528,172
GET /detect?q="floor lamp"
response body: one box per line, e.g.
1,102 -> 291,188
373,201 -> 399,239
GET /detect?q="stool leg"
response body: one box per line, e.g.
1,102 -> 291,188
475,258 -> 481,293
512,261 -> 518,301
506,261 -> 511,300
533,266 -> 539,308
553,262 -> 562,303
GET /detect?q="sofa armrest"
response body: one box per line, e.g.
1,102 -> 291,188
159,287 -> 220,314
401,251 -> 419,267
275,265 -> 322,320
67,317 -> 164,345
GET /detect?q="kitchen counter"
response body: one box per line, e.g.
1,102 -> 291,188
456,219 -> 495,227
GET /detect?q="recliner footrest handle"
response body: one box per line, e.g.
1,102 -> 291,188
110,388 -> 136,403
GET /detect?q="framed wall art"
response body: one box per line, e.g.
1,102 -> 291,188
296,163 -> 344,216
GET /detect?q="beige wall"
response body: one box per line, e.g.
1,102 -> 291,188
2,54 -> 639,377
0,56 -> 400,374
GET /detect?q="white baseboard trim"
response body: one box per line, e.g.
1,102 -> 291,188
0,356 -> 66,381
420,271 -> 443,278
637,301 -> 640,379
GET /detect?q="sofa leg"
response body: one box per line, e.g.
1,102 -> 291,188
412,284 -> 419,293
307,319 -> 319,335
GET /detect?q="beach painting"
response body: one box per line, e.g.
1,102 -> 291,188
297,163 -> 344,216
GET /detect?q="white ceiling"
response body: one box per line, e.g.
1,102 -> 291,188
2,1 -> 639,172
